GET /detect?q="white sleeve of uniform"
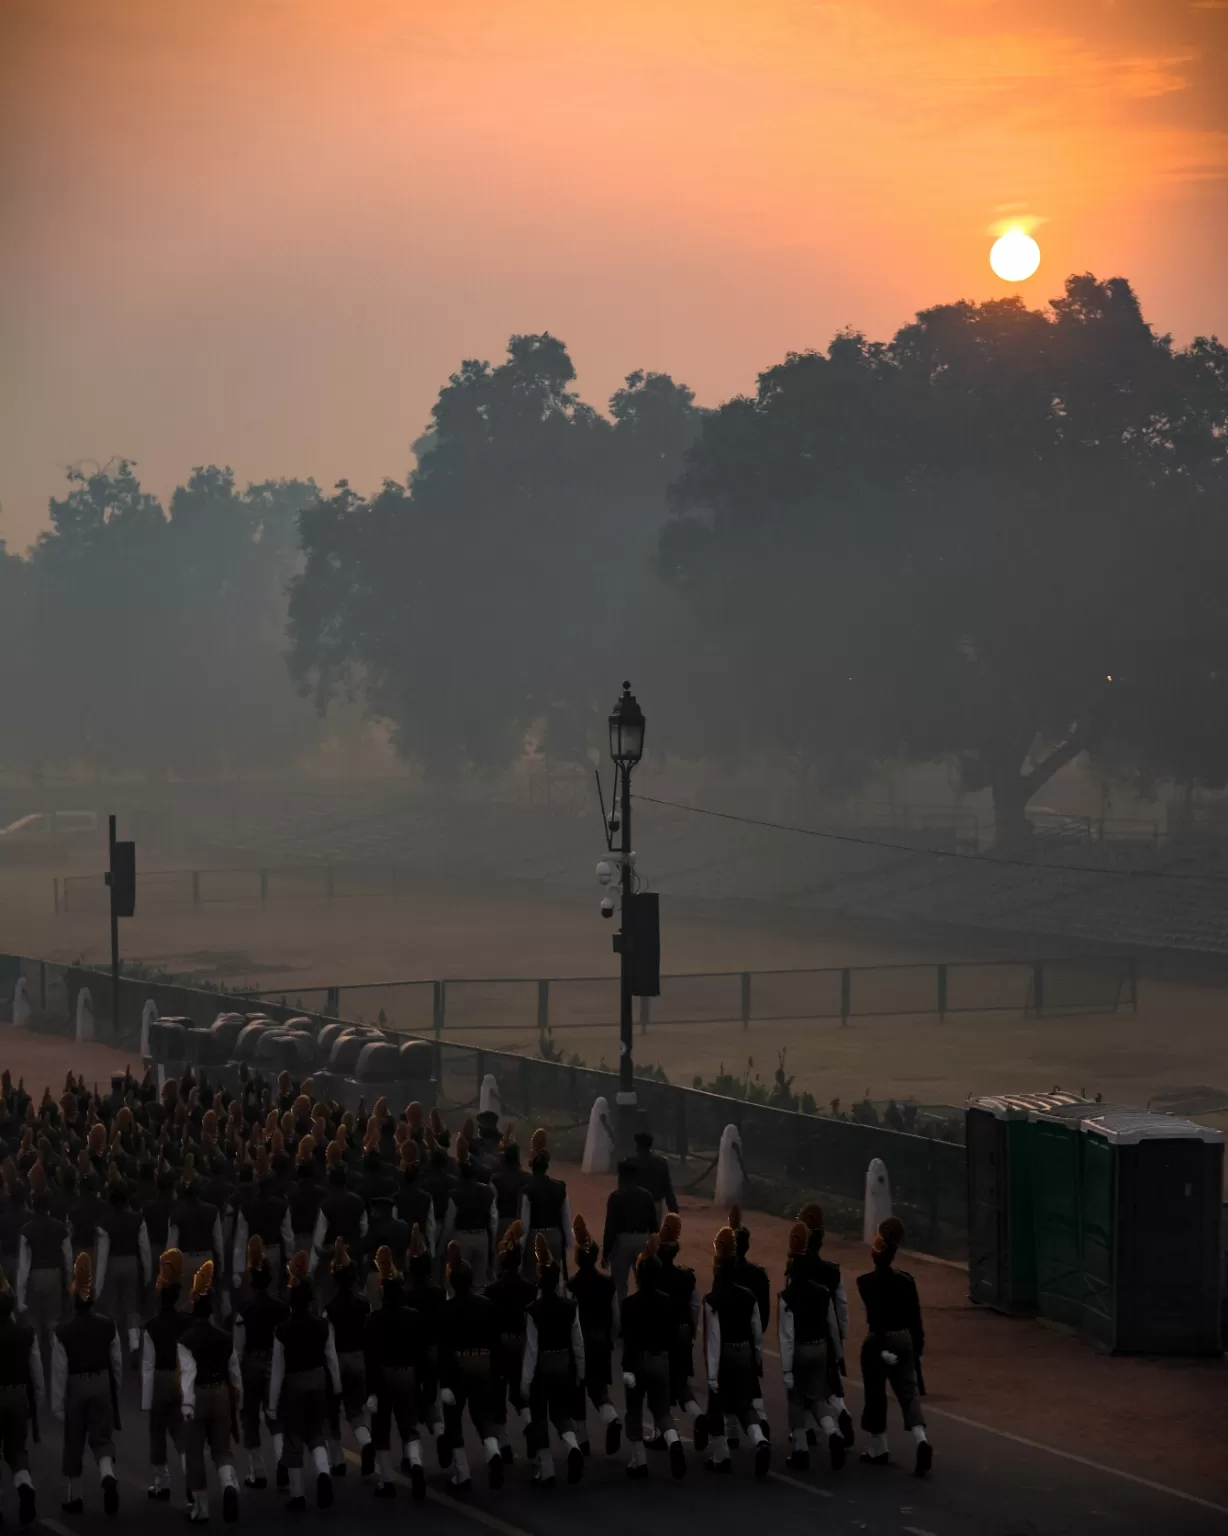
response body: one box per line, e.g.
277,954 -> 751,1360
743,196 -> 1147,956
488,1192 -> 498,1251
95,1227 -> 111,1298
324,1322 -> 342,1395
228,1343 -> 244,1406
178,1343 -> 198,1412
835,1278 -> 848,1345
826,1298 -> 841,1360
751,1304 -> 764,1369
138,1220 -> 152,1286
280,1208 -> 295,1252
60,1235 -> 73,1291
518,1196 -> 530,1240
141,1329 -> 155,1411
28,1337 -> 45,1408
232,1212 -> 248,1284
310,1210 -> 328,1273
427,1202 -> 437,1257
440,1199 -> 457,1247
167,1221 -> 179,1253
704,1302 -> 721,1388
269,1337 -> 285,1416
520,1316 -> 538,1399
16,1236 -> 30,1308
213,1213 -> 225,1270
359,1209 -> 368,1238
611,1290 -> 621,1343
560,1196 -> 573,1254
109,1324 -> 123,1400
778,1298 -> 795,1378
233,1315 -> 246,1365
50,1336 -> 68,1419
570,1312 -> 585,1380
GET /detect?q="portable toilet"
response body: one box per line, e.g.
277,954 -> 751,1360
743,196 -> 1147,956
1078,1111 -> 1223,1354
1030,1099 -> 1115,1327
966,1092 -> 1090,1313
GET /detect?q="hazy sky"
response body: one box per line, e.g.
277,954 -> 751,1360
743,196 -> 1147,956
2,0 -> 1226,549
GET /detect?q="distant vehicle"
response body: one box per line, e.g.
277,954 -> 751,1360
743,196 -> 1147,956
0,810 -> 99,840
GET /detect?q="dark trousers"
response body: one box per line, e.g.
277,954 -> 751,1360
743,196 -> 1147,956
526,1354 -> 574,1453
370,1367 -> 418,1452
704,1343 -> 759,1435
328,1350 -> 366,1436
280,1369 -> 327,1469
185,1383 -> 234,1490
62,1373 -> 114,1478
859,1332 -> 925,1436
149,1370 -> 184,1464
625,1352 -> 673,1440
240,1355 -> 274,1451
0,1385 -> 31,1473
445,1355 -> 494,1445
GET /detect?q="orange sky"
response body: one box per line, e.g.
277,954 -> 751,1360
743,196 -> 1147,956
1,0 -> 1226,546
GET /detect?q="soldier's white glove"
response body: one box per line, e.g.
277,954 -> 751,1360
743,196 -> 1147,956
782,1373 -> 793,1390
622,1371 -> 636,1389
708,1380 -> 718,1394
365,1395 -> 379,1415
880,1350 -> 898,1366
440,1388 -> 455,1407
182,1404 -> 196,1421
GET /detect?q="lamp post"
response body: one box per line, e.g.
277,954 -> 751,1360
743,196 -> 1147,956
608,681 -> 645,1156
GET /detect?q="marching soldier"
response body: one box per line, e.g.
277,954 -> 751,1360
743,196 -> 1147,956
50,1253 -> 122,1516
567,1215 -> 621,1455
177,1259 -> 243,1523
621,1238 -> 685,1480
856,1217 -> 931,1477
489,1130 -> 529,1249
655,1214 -> 703,1438
392,1141 -> 436,1260
166,1157 -> 224,1312
16,1165 -> 70,1381
96,1172 -> 150,1368
233,1236 -> 289,1489
626,1128 -> 678,1226
700,1226 -> 769,1478
778,1221 -> 845,1471
438,1242 -> 503,1491
363,1246 -> 426,1501
363,1194 -> 408,1310
287,1139 -> 322,1266
269,1250 -> 342,1511
440,1136 -> 497,1290
520,1131 -> 572,1281
404,1226 -> 447,1460
729,1207 -> 771,1439
602,1160 -> 657,1304
322,1239 -> 373,1477
0,1268 -> 42,1525
796,1203 -> 853,1446
140,1249 -> 190,1502
484,1221 -> 534,1466
521,1233 -> 585,1486
311,1144 -> 367,1307
231,1149 -> 291,1302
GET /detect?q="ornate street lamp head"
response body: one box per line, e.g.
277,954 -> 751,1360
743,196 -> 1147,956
608,680 -> 645,768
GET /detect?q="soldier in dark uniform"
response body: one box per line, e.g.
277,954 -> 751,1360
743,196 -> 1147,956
287,1139 -> 322,1268
602,1161 -> 657,1303
655,1214 -> 703,1441
50,1252 -> 122,1516
269,1250 -> 342,1511
364,1246 -> 426,1500
0,1179 -> 29,1297
311,1144 -> 367,1309
140,1165 -> 178,1299
520,1131 -> 572,1281
438,1242 -> 503,1491
567,1214 -> 621,1455
621,1237 -> 685,1480
140,1248 -> 190,1501
96,1174 -> 150,1367
484,1221 -> 534,1465
404,1225 -> 447,1458
856,1217 -> 931,1477
626,1129 -> 678,1225
701,1225 -> 769,1477
232,1149 -> 291,1303
16,1165 -> 70,1378
233,1236 -> 288,1489
322,1239 -> 373,1476
362,1195 -> 408,1310
729,1206 -> 771,1440
474,1110 -> 502,1174
393,1142 -> 436,1261
417,1134 -> 455,1277
0,1267 -> 43,1524
778,1221 -> 845,1472
440,1136 -> 497,1290
167,1157 -> 224,1312
489,1131 -> 529,1249
520,1232 -> 585,1486
177,1259 -> 242,1523
795,1203 -> 853,1447
66,1170 -> 104,1284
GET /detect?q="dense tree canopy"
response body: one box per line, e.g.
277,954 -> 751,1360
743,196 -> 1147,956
661,275 -> 1228,842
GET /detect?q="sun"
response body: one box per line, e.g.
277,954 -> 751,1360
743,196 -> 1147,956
990,228 -> 1041,282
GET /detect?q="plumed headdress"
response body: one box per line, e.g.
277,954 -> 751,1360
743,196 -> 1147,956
295,1134 -> 316,1166
798,1202 -> 824,1233
788,1220 -> 809,1257
192,1259 -> 215,1297
287,1249 -> 311,1289
712,1225 -> 737,1274
873,1216 -> 905,1259
247,1235 -> 267,1272
658,1213 -> 682,1246
498,1219 -> 524,1260
375,1245 -> 398,1282
331,1237 -> 354,1274
158,1248 -> 184,1290
71,1251 -> 93,1300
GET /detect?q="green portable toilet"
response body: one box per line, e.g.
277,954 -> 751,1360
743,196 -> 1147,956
966,1092 -> 1089,1313
1030,1100 -> 1111,1327
1078,1111 -> 1223,1354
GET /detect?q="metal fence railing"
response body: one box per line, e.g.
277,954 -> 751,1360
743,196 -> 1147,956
0,953 -> 968,1254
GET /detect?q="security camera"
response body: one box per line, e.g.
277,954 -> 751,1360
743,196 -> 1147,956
599,895 -> 616,919
596,860 -> 613,886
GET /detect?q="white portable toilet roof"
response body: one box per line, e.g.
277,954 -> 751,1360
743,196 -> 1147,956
970,1092 -> 1088,1120
1081,1111 -> 1224,1146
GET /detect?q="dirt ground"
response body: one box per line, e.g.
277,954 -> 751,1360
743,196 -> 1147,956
6,867 -> 1228,1116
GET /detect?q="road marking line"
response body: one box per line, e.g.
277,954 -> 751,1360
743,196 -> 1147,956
761,1345 -> 1228,1517
770,1470 -> 833,1498
344,1447 -> 536,1536
903,1526 -> 938,1535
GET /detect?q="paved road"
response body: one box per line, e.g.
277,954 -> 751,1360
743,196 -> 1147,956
14,1347 -> 1225,1536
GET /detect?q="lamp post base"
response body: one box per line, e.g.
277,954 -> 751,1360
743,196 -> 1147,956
615,1090 -> 638,1161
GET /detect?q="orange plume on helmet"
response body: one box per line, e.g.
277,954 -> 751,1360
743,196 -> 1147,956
157,1248 -> 184,1289
460,1116 -> 476,1144
873,1216 -> 905,1256
727,1203 -> 743,1231
408,1224 -> 426,1260
295,1134 -> 316,1166
375,1245 -> 398,1281
71,1252 -> 93,1300
287,1250 -> 310,1288
331,1237 -> 353,1273
88,1122 -> 106,1157
277,1071 -> 291,1095
325,1139 -> 343,1170
659,1213 -> 682,1245
247,1236 -> 266,1272
454,1134 -> 470,1167
445,1240 -> 463,1276
798,1203 -> 824,1232
291,1095 -> 311,1121
788,1221 -> 809,1257
530,1128 -> 548,1155
264,1110 -> 280,1138
712,1226 -> 736,1272
407,1102 -> 423,1132
192,1259 -> 215,1297
400,1139 -> 419,1170
572,1213 -> 594,1251
363,1119 -> 382,1153
499,1220 -> 524,1256
372,1096 -> 388,1121
533,1232 -> 553,1273
115,1105 -> 133,1136
300,1078 -> 314,1101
